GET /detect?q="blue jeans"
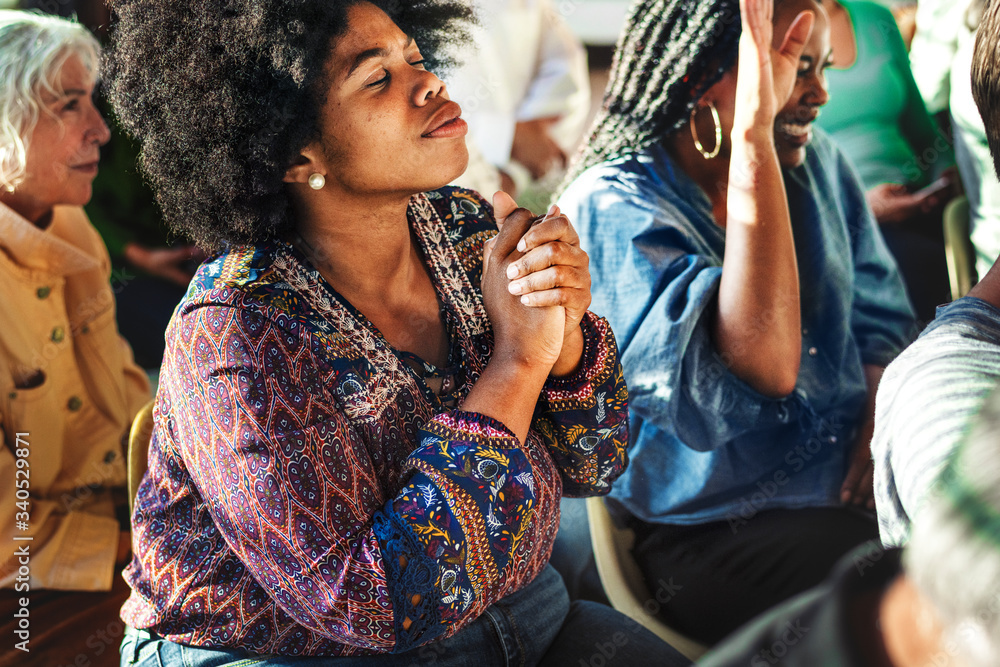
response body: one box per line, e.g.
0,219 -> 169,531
120,566 -> 690,667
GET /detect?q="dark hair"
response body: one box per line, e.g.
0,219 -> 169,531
973,0 -> 1000,179
106,0 -> 474,251
563,0 -> 743,186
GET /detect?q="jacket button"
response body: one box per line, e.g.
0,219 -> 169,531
36,286 -> 51,299
808,347 -> 818,357
51,327 -> 65,343
67,396 -> 83,412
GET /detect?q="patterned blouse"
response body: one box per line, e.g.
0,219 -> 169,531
120,188 -> 629,656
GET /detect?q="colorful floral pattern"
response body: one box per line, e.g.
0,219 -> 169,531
121,187 -> 629,656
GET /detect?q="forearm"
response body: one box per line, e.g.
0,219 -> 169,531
716,129 -> 802,397
462,354 -> 551,445
863,364 -> 884,422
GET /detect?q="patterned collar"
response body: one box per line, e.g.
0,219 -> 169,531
270,192 -> 492,420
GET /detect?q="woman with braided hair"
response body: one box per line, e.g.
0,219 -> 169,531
558,0 -> 917,644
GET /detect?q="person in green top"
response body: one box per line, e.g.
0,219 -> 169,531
818,0 -> 960,322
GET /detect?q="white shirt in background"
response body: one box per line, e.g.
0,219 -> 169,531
447,0 -> 591,197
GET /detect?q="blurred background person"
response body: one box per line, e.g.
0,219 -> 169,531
0,9 -> 150,666
447,0 -> 590,210
21,0 -> 202,372
873,0 -> 1000,550
818,0 -> 958,323
910,0 -> 1000,288
950,1 -> 1000,284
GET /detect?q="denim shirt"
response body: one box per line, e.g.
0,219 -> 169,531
557,130 -> 916,525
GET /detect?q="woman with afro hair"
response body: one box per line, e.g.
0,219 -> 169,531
557,0 -> 916,646
108,1 -> 688,665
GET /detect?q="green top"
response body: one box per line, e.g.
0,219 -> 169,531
817,1 -> 952,189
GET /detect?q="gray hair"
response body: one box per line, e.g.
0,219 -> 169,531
0,10 -> 100,191
907,385 -> 1000,667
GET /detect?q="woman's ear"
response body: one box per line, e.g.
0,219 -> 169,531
283,145 -> 325,185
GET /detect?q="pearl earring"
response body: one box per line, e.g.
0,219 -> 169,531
308,173 -> 325,190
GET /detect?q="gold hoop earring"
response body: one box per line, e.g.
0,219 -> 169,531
308,173 -> 325,190
690,102 -> 722,160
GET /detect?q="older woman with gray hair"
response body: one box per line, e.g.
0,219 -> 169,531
0,7 -> 149,645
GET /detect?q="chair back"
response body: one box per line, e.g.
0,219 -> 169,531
127,400 -> 155,511
585,496 -> 708,660
944,195 -> 976,301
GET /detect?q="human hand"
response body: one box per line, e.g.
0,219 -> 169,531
482,192 -> 566,372
503,201 -> 591,375
499,170 -> 518,199
124,243 -> 204,287
840,418 -> 875,509
841,364 -> 882,509
866,183 -> 934,225
734,0 -> 815,133
511,117 -> 568,181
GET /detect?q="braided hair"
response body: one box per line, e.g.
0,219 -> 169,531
564,0 -> 745,187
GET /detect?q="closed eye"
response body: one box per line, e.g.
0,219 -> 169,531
365,59 -> 428,89
366,70 -> 390,88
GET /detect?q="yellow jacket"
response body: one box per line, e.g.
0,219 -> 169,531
0,202 -> 150,591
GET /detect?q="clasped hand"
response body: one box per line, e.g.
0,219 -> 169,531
482,192 -> 591,376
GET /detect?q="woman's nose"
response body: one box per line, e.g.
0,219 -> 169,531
87,106 -> 111,146
810,76 -> 830,107
413,69 -> 446,106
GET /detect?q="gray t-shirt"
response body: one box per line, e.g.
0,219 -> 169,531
872,296 -> 1000,547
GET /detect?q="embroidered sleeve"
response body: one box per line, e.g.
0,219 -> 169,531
535,311 -> 629,496
381,411 -> 535,648
166,302 -> 537,654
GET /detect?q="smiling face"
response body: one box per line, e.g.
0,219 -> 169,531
771,0 -> 832,168
292,2 -> 469,200
688,0 -> 831,171
1,53 -> 109,224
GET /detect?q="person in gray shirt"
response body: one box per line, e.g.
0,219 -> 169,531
872,0 -> 1000,548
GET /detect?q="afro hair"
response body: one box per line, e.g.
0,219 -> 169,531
106,0 -> 474,251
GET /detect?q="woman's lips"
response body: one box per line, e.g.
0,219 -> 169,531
71,162 -> 99,175
423,116 -> 468,139
776,120 -> 812,147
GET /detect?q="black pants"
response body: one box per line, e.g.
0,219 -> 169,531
879,209 -> 951,326
631,507 -> 878,646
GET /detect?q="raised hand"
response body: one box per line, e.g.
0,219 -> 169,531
734,0 -> 815,133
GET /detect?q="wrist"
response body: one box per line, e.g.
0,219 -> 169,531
549,324 -> 584,378
490,343 -> 555,383
731,124 -> 777,149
